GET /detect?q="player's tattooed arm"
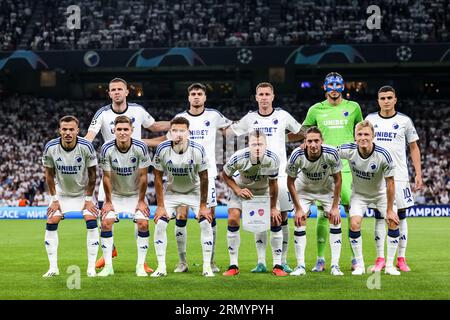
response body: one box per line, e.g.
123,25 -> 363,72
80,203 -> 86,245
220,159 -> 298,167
45,167 -> 61,217
143,135 -> 167,148
385,176 -> 399,227
148,121 -> 171,132
86,166 -> 97,197
137,167 -> 150,217
287,175 -> 306,227
101,170 -> 114,216
153,169 -> 169,222
329,172 -> 342,225
409,141 -> 423,191
198,170 -> 212,222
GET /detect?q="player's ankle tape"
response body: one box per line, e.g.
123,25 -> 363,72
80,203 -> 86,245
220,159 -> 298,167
388,229 -> 400,238
349,230 -> 361,238
85,220 -> 97,229
138,230 -> 150,238
227,225 -> 239,232
101,231 -> 113,238
175,219 -> 187,227
46,223 -> 58,231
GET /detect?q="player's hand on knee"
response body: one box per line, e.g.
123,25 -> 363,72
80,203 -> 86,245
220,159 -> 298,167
328,206 -> 341,225
294,208 -> 306,227
47,200 -> 61,218
199,206 -> 212,223
271,208 -> 282,225
237,188 -> 253,199
386,209 -> 399,227
83,200 -> 99,217
154,206 -> 169,223
101,202 -> 114,219
136,200 -> 150,218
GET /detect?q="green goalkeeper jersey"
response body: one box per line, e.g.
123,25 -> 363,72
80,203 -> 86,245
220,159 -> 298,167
302,99 -> 363,172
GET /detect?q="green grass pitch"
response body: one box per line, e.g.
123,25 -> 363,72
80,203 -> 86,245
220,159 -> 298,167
1,217 -> 449,300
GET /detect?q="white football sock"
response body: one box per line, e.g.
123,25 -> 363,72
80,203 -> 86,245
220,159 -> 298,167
227,226 -> 240,266
154,219 -> 168,270
329,223 -> 342,266
349,230 -> 363,267
100,231 -> 113,267
294,226 -> 307,267
199,219 -> 213,266
45,228 -> 59,270
387,229 -> 400,267
398,218 -> 408,258
86,227 -> 99,270
137,231 -> 149,266
281,221 -> 289,264
270,227 -> 283,267
375,218 -> 386,258
254,231 -> 267,265
175,220 -> 187,263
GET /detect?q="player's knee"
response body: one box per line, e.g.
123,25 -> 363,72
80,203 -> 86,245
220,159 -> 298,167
136,219 -> 148,231
227,217 -> 239,227
101,219 -> 113,231
388,220 -> 398,229
350,219 -> 361,231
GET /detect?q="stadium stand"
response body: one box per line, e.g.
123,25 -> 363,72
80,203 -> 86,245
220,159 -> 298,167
1,0 -> 448,51
0,95 -> 448,206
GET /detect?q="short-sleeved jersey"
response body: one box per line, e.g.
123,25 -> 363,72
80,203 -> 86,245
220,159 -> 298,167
100,138 -> 151,197
365,112 -> 419,182
338,143 -> 395,198
302,99 -> 363,172
152,140 -> 208,194
172,108 -> 231,178
231,108 -> 301,177
88,102 -> 155,141
42,137 -> 97,197
223,147 -> 279,194
286,144 -> 342,194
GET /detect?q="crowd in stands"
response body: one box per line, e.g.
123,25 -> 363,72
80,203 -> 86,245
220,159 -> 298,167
1,0 -> 448,51
1,95 -> 449,207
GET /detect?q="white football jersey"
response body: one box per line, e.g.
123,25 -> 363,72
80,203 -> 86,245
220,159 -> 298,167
42,137 -> 98,197
152,140 -> 209,194
88,102 -> 155,141
365,112 -> 419,182
172,108 -> 231,177
231,108 -> 301,177
100,138 -> 151,197
223,147 -> 279,194
338,143 -> 395,198
286,144 -> 342,194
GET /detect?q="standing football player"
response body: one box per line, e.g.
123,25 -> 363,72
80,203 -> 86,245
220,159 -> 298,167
365,86 -> 422,272
227,82 -> 303,273
86,77 -> 169,272
286,127 -> 343,276
42,116 -> 98,277
301,72 -> 363,272
338,120 -> 400,276
98,116 -> 152,277
151,117 -> 214,277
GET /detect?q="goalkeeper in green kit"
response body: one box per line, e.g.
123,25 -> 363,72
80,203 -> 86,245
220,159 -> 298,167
301,72 -> 363,272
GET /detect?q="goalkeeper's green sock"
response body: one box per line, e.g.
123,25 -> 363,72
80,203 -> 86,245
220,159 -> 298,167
316,208 -> 328,259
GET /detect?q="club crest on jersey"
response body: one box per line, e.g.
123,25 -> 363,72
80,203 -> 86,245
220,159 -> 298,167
204,120 -> 210,127
75,155 -> 83,163
272,118 -> 278,125
370,162 -> 377,171
188,159 -> 194,165
130,156 -> 137,164
322,164 -> 328,170
392,122 -> 399,130
343,110 -> 349,117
